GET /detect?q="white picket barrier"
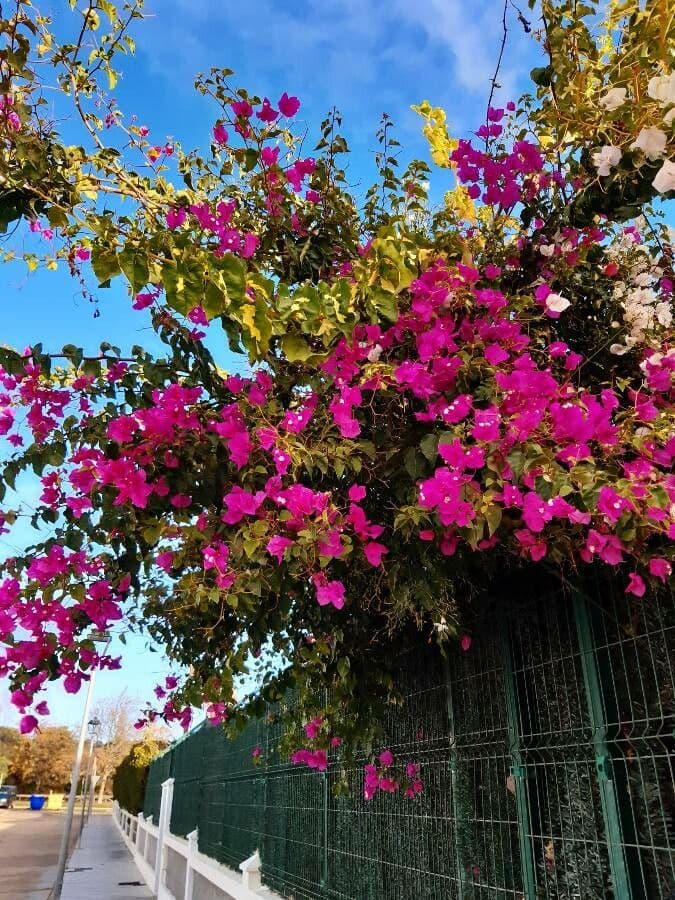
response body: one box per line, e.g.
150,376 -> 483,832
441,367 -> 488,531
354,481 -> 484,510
112,780 -> 284,900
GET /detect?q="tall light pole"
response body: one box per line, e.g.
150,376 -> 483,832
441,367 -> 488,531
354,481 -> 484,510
52,633 -> 109,900
77,716 -> 101,848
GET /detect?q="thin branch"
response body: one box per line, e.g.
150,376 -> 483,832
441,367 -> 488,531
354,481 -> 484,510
484,0 -> 509,148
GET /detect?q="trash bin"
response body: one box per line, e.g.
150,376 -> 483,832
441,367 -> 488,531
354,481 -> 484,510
46,792 -> 63,810
29,794 -> 46,810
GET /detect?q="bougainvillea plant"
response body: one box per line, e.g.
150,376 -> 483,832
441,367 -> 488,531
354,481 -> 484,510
0,0 -> 672,796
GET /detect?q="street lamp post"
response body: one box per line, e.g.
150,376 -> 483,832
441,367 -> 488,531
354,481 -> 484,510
77,717 -> 101,849
52,633 -> 109,900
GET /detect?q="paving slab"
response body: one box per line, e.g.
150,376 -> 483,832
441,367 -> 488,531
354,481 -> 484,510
62,812 -> 152,900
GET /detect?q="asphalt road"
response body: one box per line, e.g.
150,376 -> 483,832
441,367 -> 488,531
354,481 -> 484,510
0,808 -> 73,899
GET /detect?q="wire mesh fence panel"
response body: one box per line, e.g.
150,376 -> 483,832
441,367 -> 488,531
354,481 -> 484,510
144,748 -> 172,820
195,722 -> 231,863
260,767 -> 325,899
326,647 -> 458,900
587,582 -> 675,900
141,582 -> 675,900
197,715 -> 268,868
170,723 -> 206,837
507,593 -> 613,899
449,622 -> 523,899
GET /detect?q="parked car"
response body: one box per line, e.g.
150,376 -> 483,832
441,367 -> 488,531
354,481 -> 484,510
0,786 -> 17,809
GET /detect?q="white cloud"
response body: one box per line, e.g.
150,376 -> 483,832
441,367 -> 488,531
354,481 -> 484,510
141,0 -> 530,102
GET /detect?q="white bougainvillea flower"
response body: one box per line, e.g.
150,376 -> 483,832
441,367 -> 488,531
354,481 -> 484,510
545,293 -> 571,314
630,126 -> 667,160
664,108 -> 675,125
647,72 -> 675,106
599,87 -> 627,111
610,343 -> 628,356
656,302 -> 673,328
653,159 -> 675,193
592,145 -> 621,176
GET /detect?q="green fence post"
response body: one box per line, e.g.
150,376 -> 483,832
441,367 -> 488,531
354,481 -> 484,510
321,771 -> 329,889
573,591 -> 632,900
444,655 -> 466,900
500,624 -> 538,900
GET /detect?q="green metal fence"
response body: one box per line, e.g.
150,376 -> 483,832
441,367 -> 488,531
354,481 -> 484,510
143,583 -> 675,899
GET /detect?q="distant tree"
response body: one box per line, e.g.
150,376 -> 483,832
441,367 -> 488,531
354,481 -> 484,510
112,736 -> 167,814
11,727 -> 76,793
0,727 -> 21,784
91,692 -> 136,802
0,755 -> 9,787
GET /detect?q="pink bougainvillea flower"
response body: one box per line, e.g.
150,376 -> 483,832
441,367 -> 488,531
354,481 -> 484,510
649,558 -> 672,583
231,99 -> 253,118
222,486 -> 264,524
166,207 -> 186,230
213,123 -> 228,145
597,486 -> 633,523
291,748 -> 327,771
187,305 -> 208,326
318,530 -> 345,559
278,92 -> 300,117
203,541 -> 228,573
19,715 -> 38,734
64,673 -> 82,694
348,484 -> 366,502
132,292 -> 155,310
364,541 -> 388,566
460,634 -> 472,652
626,573 -> 646,597
404,780 -> 424,798
241,233 -> 260,258
312,574 -> 346,610
378,749 -> 394,767
378,777 -> 399,793
304,716 -> 323,739
256,98 -> 279,123
266,535 -> 293,564
261,145 -> 280,167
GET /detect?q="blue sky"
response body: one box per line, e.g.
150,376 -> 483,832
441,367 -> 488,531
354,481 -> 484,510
0,0 -> 544,730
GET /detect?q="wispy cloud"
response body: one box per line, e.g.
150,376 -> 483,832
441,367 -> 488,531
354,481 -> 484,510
139,0 -> 538,126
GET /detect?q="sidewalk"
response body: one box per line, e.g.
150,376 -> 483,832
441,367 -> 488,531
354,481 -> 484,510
61,812 -> 152,900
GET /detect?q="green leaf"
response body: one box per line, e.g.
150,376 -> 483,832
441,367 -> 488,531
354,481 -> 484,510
118,247 -> 150,294
142,525 -> 162,545
215,253 -> 246,304
244,148 -> 259,171
82,358 -> 102,378
62,344 -> 83,369
485,505 -> 502,537
404,447 -> 424,480
419,433 -> 438,462
203,281 -> 227,320
337,657 -> 351,681
91,247 -> 121,285
282,333 -> 313,363
530,65 -> 552,87
0,348 -> 25,377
